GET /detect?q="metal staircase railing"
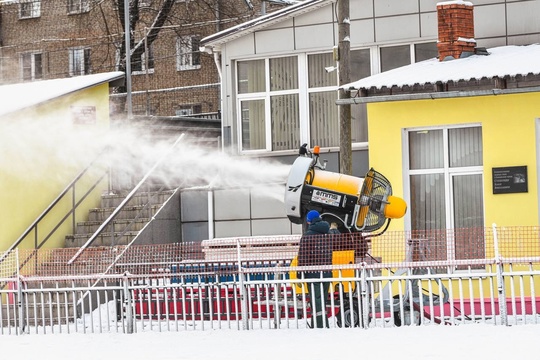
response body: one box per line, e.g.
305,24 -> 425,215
68,133 -> 185,265
0,152 -> 110,265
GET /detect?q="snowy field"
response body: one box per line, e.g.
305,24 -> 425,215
2,324 -> 538,360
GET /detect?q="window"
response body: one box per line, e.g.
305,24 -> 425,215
415,42 -> 438,62
237,56 -> 300,152
176,36 -> 201,71
68,0 -> 90,14
69,48 -> 91,76
407,126 -> 484,263
21,52 -> 43,81
380,45 -> 410,72
19,0 -> 41,19
132,46 -> 154,73
235,50 -> 375,153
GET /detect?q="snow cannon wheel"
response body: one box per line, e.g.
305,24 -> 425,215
336,303 -> 360,328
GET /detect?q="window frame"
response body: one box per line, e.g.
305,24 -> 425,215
67,0 -> 90,14
404,124 -> 485,265
68,48 -> 91,76
132,45 -> 155,75
20,51 -> 43,81
19,0 -> 41,19
176,36 -> 201,71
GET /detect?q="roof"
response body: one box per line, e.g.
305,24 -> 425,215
0,71 -> 125,117
200,0 -> 331,50
342,44 -> 540,91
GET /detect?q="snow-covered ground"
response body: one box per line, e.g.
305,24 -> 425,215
3,324 -> 538,360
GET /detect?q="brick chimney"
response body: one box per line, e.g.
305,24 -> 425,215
437,1 -> 476,61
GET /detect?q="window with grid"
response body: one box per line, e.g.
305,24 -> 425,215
68,0 -> 90,14
237,56 -> 300,152
21,52 -> 43,81
69,48 -> 91,76
19,0 -> 41,19
407,126 -> 485,264
176,36 -> 201,71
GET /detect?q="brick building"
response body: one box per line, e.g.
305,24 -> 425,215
0,0 -> 286,117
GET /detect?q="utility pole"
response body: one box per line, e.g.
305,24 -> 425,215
337,0 -> 351,175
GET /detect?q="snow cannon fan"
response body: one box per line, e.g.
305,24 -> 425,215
355,168 -> 407,236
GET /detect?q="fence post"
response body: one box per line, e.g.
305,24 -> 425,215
237,240 -> 249,330
360,264 -> 369,329
123,273 -> 134,334
493,223 -> 508,326
17,276 -> 26,335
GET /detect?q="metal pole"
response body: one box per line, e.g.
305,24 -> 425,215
237,240 -> 249,330
493,223 -> 508,326
144,27 -> 150,115
124,0 -> 133,119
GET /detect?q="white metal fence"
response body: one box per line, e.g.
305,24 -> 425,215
1,225 -> 540,335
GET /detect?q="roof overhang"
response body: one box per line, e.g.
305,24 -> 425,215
336,85 -> 540,105
0,71 -> 125,118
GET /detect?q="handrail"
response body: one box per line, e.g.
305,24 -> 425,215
0,152 -> 109,264
68,133 -> 186,265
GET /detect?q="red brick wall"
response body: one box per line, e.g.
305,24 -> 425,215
436,1 -> 476,61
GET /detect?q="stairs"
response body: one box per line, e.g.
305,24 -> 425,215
64,189 -> 177,248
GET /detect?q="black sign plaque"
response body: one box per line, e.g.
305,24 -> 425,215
492,166 -> 528,194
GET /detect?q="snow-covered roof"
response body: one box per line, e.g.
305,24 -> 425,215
200,0 -> 331,49
0,71 -> 124,118
342,44 -> 540,91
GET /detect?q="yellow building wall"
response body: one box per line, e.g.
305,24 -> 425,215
367,92 -> 540,231
0,83 -> 111,252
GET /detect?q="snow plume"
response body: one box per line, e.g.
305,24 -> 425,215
0,112 -> 291,201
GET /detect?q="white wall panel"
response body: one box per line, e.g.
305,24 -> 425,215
419,0 -> 438,12
214,189 -> 250,220
215,220 -> 251,237
350,19 -> 375,45
226,34 -> 256,57
375,15 -> 420,42
251,187 -> 287,218
374,0 -> 418,17
252,219 -> 291,235
255,28 -> 295,54
295,23 -> 336,50
507,1 -> 540,35
474,4 -> 506,39
350,0 -> 374,20
420,12 -> 437,39
294,5 -> 334,26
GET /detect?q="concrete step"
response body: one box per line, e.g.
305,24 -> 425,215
76,218 -> 149,235
65,231 -> 139,248
100,190 -> 175,208
87,205 -> 161,222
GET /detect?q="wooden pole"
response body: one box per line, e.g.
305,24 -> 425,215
338,0 -> 352,175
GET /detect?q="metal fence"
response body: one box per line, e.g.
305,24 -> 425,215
1,225 -> 540,335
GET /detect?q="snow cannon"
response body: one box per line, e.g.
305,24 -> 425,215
285,144 -> 407,236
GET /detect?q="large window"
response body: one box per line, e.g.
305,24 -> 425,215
19,0 -> 41,19
236,51 -> 372,152
21,52 -> 43,81
69,48 -> 90,76
407,126 -> 484,262
177,36 -> 201,71
237,56 -> 300,152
